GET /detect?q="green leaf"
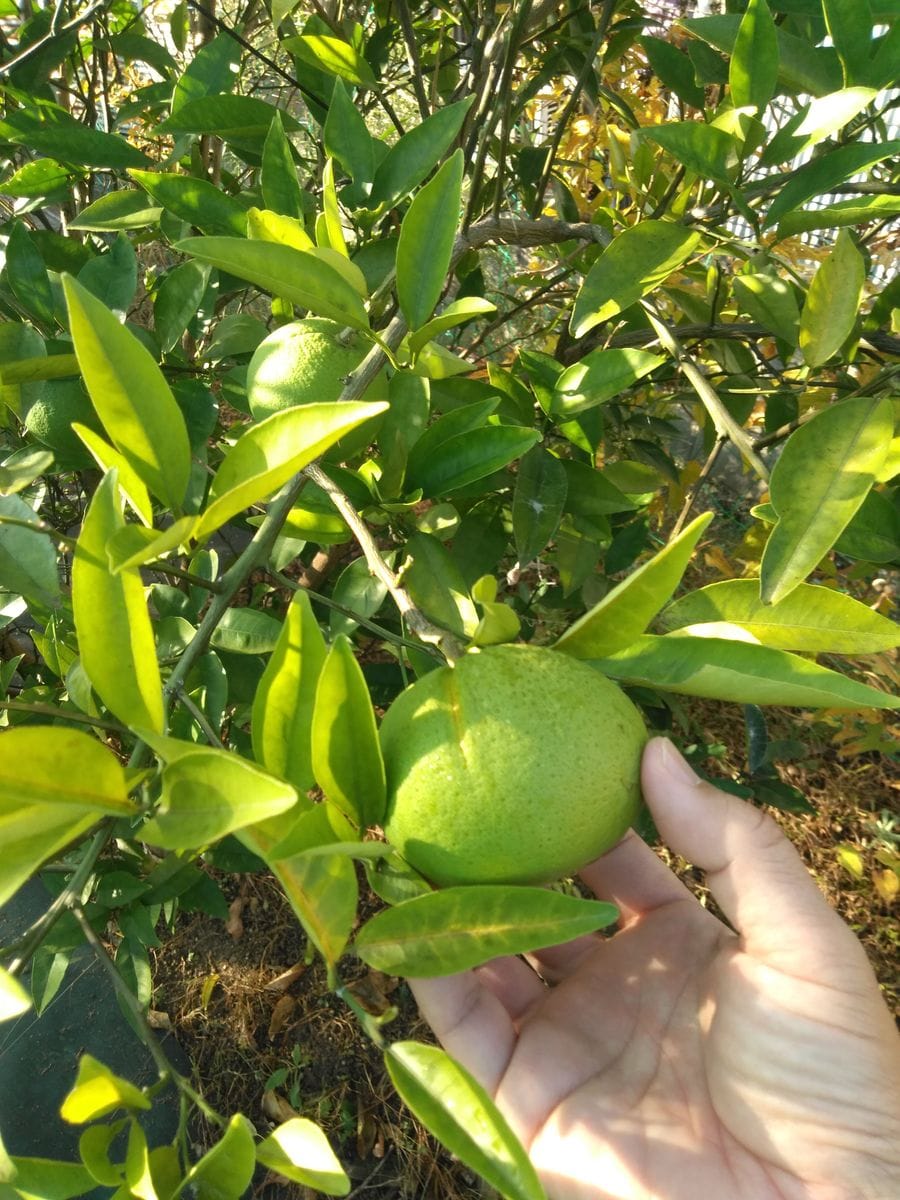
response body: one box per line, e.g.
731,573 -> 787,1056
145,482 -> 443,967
594,634 -> 900,710
154,260 -> 211,353
571,223 -> 700,338
732,274 -> 800,344
77,233 -> 137,318
209,607 -> 282,654
171,33 -> 242,112
661,579 -> 900,654
679,14 -> 841,97
256,1119 -> 350,1196
406,426 -> 539,498
0,493 -> 60,607
638,37 -> 705,109
106,516 -> 197,572
356,885 -> 617,977
184,1114 -> 256,1200
397,150 -> 464,331
68,189 -> 163,232
3,1159 -> 96,1200
0,967 -> 31,1022
6,222 -> 56,325
257,841 -> 358,963
158,94 -> 299,139
368,98 -> 474,212
777,193 -> 900,238
60,1054 -> 150,1123
760,397 -> 892,604
62,275 -> 191,510
262,112 -> 305,219
324,78 -> 376,187
764,140 -> 900,228
386,1042 -> 546,1200
729,0 -> 778,114
512,446 -> 568,565
72,471 -> 165,733
553,348 -> 664,417
0,122 -> 149,168
799,230 -> 865,367
405,398 -> 498,483
641,122 -> 736,183
196,400 -> 387,539
3,158 -> 75,199
252,590 -> 328,793
556,512 -> 713,658
760,87 -> 878,168
823,0 -> 874,85
283,33 -> 377,86
835,489 -> 900,564
130,169 -> 247,236
328,555 -> 388,637
401,532 -> 478,638
142,750 -> 298,850
247,206 -> 314,251
562,460 -> 636,518
0,446 -> 54,492
407,297 -> 497,358
175,237 -> 369,329
79,1123 -> 127,1188
73,424 -> 154,526
0,727 -> 134,909
311,634 -> 386,827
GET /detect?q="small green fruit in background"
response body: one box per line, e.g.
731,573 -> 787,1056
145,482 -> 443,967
23,378 -> 104,471
380,644 -> 647,886
246,317 -> 389,417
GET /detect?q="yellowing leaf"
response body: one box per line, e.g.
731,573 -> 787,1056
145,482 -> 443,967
835,843 -> 865,880
61,1055 -> 151,1124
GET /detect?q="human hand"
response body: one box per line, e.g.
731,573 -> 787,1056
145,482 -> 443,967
410,737 -> 900,1200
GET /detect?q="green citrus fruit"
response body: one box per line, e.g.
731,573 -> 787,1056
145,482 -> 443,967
246,317 -> 388,420
381,644 -> 647,886
24,378 -> 104,471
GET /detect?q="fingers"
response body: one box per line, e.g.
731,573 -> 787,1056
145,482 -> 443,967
641,737 -> 863,980
407,970 -> 518,1094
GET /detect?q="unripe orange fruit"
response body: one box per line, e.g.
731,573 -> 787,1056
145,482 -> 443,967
380,644 -> 646,886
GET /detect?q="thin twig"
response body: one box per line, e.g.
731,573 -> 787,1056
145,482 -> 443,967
394,0 -> 430,120
0,0 -> 108,79
671,435 -> 727,538
173,685 -> 225,748
72,907 -> 224,1127
0,699 -> 128,732
302,464 -> 464,661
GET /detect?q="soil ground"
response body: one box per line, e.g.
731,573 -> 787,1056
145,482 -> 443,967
150,697 -> 898,1199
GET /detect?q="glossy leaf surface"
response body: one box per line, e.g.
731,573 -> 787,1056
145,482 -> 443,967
760,397 -> 892,604
386,1042 -> 545,1200
556,512 -> 712,658
356,886 -> 618,977
397,150 -> 464,331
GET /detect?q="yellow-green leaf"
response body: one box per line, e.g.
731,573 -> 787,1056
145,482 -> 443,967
556,512 -> 713,658
0,966 -> 31,1021
799,230 -> 865,367
72,471 -> 165,732
256,1119 -> 350,1195
196,401 -> 387,540
60,1055 -> 151,1124
72,424 -> 153,526
252,590 -> 328,793
760,397 -> 892,604
311,635 -> 386,827
184,1114 -> 255,1200
386,1042 -> 546,1200
62,276 -> 191,511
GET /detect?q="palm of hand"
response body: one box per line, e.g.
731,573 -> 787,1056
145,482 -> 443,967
499,899 -> 875,1200
411,743 -> 900,1200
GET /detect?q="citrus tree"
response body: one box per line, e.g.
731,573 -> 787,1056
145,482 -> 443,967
0,0 -> 898,1195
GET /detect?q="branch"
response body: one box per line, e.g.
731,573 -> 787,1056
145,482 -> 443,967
302,463 -> 464,661
641,301 -> 770,483
0,0 -> 109,79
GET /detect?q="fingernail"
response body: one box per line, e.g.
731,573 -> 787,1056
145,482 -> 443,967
659,739 -> 700,787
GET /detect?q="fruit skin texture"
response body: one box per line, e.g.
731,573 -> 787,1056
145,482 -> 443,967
246,318 -> 388,421
24,378 -> 104,470
381,644 -> 647,887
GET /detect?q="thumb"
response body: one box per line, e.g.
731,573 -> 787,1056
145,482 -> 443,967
641,737 -> 869,984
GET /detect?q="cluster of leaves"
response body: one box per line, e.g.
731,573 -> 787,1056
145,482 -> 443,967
0,0 -> 898,1197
